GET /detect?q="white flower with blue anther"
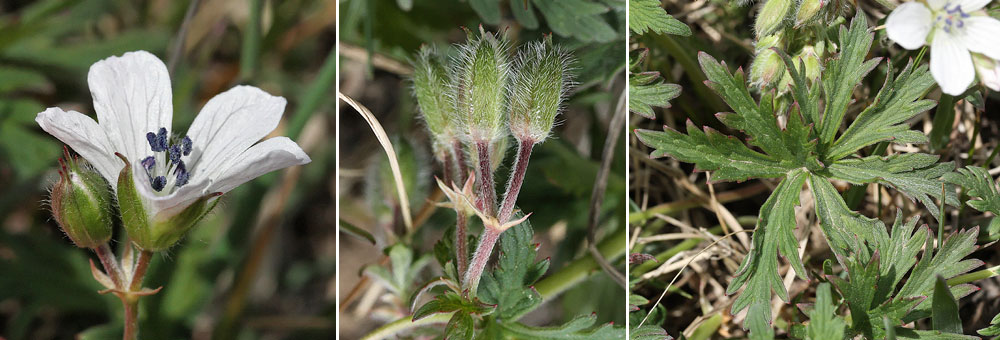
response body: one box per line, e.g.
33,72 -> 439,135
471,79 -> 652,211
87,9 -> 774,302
886,0 -> 1000,95
36,51 -> 311,250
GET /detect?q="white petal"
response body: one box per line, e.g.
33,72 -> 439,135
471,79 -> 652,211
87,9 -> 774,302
207,137 -> 310,194
886,2 -> 933,50
974,56 -> 1000,90
955,0 -> 991,11
185,86 -> 286,181
88,51 -> 173,164
927,0 -> 949,10
135,173 -> 212,219
961,16 -> 1000,60
930,35 -> 976,95
35,108 -> 120,186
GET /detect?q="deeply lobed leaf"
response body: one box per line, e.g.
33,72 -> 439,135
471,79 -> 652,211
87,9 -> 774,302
827,153 -> 958,221
628,0 -> 691,36
479,220 -> 549,321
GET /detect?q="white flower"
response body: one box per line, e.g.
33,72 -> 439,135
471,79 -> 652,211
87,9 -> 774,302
886,0 -> 1000,95
36,51 -> 310,241
973,53 -> 1000,90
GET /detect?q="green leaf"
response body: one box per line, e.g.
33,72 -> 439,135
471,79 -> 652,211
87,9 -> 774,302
893,329 -> 979,339
827,153 -> 958,221
531,0 -> 618,43
470,0 -> 501,25
412,291 -> 494,321
628,0 -> 691,36
630,325 -> 672,340
629,49 -> 681,119
943,165 -> 1000,216
728,169 -> 807,318
931,276 -> 962,334
510,0 -> 539,29
809,174 -> 878,259
828,60 -> 936,160
978,312 -> 1000,336
497,313 -> 625,339
805,283 -> 847,340
446,311 -> 476,339
897,227 -> 982,317
818,13 -> 880,146
0,66 -> 49,94
829,251 -> 882,338
363,243 -> 432,302
479,219 -> 549,320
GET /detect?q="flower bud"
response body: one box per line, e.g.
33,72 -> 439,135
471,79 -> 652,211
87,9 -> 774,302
755,0 -> 793,37
115,153 -> 220,251
454,26 -> 511,144
798,46 -> 823,82
412,45 -> 456,155
50,148 -> 113,248
750,48 -> 786,89
795,0 -> 824,27
509,36 -> 574,144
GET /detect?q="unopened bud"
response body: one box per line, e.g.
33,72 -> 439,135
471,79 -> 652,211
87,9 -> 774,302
51,148 -> 113,248
750,48 -> 786,89
509,36 -> 574,144
755,0 -> 793,37
798,46 -> 823,82
412,45 -> 455,155
796,0 -> 824,27
454,26 -> 511,144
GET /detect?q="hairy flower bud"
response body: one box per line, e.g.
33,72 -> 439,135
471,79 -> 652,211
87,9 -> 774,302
508,36 -> 574,144
795,0 -> 824,27
50,149 -> 113,248
412,45 -> 456,155
755,0 -> 792,37
454,26 -> 511,144
115,154 -> 220,251
750,48 -> 786,89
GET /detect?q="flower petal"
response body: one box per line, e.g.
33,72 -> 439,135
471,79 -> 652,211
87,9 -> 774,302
973,55 -> 1000,91
185,86 -> 286,180
927,0 -> 949,10
961,16 -> 1000,60
886,2 -> 933,50
930,35 -> 976,95
955,0 -> 991,11
207,137 -> 310,194
35,108 -> 120,186
135,172 -> 212,219
88,51 -> 173,164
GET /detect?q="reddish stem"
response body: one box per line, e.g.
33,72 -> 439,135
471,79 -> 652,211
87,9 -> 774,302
464,226 -> 502,296
94,243 -> 124,288
122,250 -> 152,340
475,141 -> 497,216
452,139 -> 467,182
497,138 -> 534,224
456,210 -> 469,280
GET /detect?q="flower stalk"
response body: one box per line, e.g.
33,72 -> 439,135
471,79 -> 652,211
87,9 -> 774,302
497,138 -> 535,224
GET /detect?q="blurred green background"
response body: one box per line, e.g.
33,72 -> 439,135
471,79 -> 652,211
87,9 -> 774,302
337,0 -> 628,338
0,0 -> 336,338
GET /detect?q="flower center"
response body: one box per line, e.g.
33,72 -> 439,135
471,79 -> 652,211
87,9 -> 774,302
936,2 -> 970,34
142,127 -> 193,194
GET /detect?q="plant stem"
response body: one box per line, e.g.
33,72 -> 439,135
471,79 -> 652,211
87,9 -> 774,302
452,139 -> 468,181
122,250 -> 152,340
947,264 -> 1000,286
497,139 -> 534,224
464,226 -> 502,296
475,141 -> 497,216
94,243 -> 123,288
455,210 -> 469,282
360,312 -> 453,340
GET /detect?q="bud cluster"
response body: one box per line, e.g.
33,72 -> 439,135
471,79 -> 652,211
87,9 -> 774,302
747,0 -> 847,91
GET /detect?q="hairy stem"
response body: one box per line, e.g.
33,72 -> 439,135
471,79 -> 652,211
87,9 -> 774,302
475,141 -> 497,216
497,139 -> 534,224
464,226 -> 502,296
455,210 -> 469,282
94,243 -> 123,288
122,250 -> 153,340
444,145 -> 469,282
452,139 -> 467,181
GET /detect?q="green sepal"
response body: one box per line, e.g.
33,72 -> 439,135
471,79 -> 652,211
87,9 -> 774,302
51,150 -> 114,248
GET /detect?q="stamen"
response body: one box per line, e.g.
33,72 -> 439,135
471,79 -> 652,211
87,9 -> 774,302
151,176 -> 166,191
142,156 -> 156,170
156,128 -> 168,151
181,136 -> 192,156
169,144 -> 182,163
175,169 -> 190,187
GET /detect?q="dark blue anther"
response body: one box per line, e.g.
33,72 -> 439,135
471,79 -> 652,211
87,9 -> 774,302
155,128 -> 169,151
175,169 -> 190,187
141,156 -> 156,170
181,136 -> 192,156
146,132 -> 157,150
173,160 -> 186,174
946,18 -> 953,26
169,144 -> 182,163
151,176 -> 167,191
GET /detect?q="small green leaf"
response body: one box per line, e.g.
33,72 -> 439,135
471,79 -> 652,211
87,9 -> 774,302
339,220 -> 375,245
818,13 -> 879,146
479,219 -> 548,320
628,0 -> 691,36
931,276 -> 962,334
805,283 -> 847,340
446,311 -> 475,339
943,166 -> 1000,218
510,0 -> 538,29
469,0 -> 501,25
630,324 -> 672,340
532,0 -> 618,43
978,311 -> 1000,336
412,291 -> 495,321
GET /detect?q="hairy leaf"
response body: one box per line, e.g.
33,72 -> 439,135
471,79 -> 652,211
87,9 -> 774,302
729,169 -> 808,316
943,165 -> 1000,215
628,0 -> 691,36
479,220 -> 549,320
805,283 -> 847,340
818,12 -> 880,146
412,291 -> 495,321
446,312 -> 476,339
978,312 -> 1000,336
827,153 -> 958,221
630,325 -> 672,340
931,276 -> 962,334
629,49 -> 681,119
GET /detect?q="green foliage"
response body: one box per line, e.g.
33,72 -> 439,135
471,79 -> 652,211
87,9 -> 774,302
628,0 -> 691,36
633,14 -> 974,337
629,50 -> 682,119
943,166 -> 1000,239
480,221 -> 549,320
412,291 -> 495,321
364,243 -> 433,304
931,276 -> 962,334
979,312 -> 1000,336
630,325 -> 673,340
467,0 -> 619,42
495,313 -> 624,339
804,283 -> 847,340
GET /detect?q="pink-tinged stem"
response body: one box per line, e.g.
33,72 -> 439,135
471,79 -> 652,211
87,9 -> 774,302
497,138 -> 534,224
464,226 -> 502,296
455,210 -> 469,281
94,243 -> 124,288
122,250 -> 153,340
475,141 -> 497,216
452,139 -> 468,182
